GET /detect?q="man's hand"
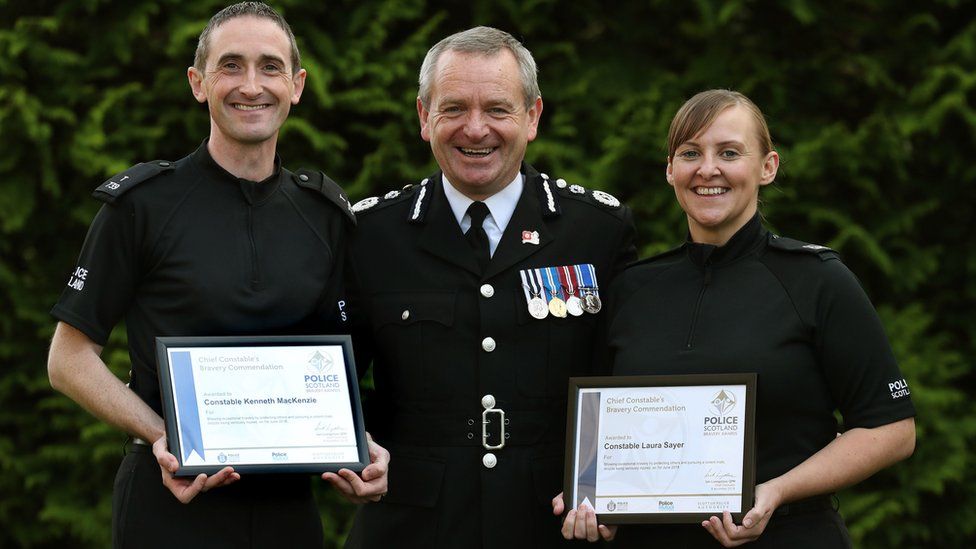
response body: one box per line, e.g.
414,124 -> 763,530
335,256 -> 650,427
153,435 -> 240,504
322,432 -> 390,503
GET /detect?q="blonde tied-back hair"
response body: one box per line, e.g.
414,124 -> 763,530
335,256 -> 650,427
667,90 -> 773,161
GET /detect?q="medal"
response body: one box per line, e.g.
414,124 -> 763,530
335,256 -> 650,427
576,264 -> 602,314
560,266 -> 584,317
520,270 -> 549,319
543,267 -> 567,318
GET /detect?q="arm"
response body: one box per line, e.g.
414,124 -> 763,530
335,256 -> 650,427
704,417 -> 915,547
48,321 -> 239,503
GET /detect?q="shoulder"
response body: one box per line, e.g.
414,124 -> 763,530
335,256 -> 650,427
349,176 -> 432,220
91,159 -> 179,204
766,234 -> 841,262
610,245 -> 685,297
532,169 -> 631,221
759,232 -> 865,304
288,168 -> 357,225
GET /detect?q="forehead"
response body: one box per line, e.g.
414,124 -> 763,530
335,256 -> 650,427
430,49 -> 523,103
692,105 -> 758,143
206,16 -> 291,63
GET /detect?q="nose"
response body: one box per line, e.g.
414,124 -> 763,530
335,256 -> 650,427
696,153 -> 720,179
239,66 -> 262,97
462,111 -> 489,140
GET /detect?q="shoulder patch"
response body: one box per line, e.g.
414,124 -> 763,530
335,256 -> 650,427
92,160 -> 175,204
768,234 -> 840,261
293,169 -> 356,225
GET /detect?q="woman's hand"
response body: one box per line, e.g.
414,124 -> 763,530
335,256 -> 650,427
702,481 -> 781,547
552,492 -> 617,542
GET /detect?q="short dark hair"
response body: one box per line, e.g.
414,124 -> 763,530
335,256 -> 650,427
194,2 -> 301,72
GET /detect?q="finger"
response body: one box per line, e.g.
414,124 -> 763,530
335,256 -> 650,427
703,515 -> 732,547
741,506 -> 763,529
599,524 -> 617,542
322,472 -> 356,497
204,466 -> 239,489
573,506 -> 588,539
561,509 -> 577,540
338,468 -> 370,496
584,507 -> 600,542
722,510 -> 740,536
552,493 -> 565,515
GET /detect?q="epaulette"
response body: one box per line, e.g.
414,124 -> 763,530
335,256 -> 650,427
349,177 -> 427,221
293,169 -> 356,225
768,234 -> 840,261
92,160 -> 175,204
544,172 -> 623,211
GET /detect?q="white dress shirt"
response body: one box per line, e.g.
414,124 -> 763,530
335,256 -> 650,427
442,173 -> 522,257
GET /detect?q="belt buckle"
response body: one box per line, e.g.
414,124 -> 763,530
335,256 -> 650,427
482,408 -> 505,450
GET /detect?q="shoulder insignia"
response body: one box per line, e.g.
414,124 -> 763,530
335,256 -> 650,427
293,169 -> 356,225
92,160 -> 175,204
407,177 -> 432,224
547,174 -> 622,210
591,190 -> 621,208
533,172 -> 561,218
352,196 -> 380,212
768,234 -> 839,261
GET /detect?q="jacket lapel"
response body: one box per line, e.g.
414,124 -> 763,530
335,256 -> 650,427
484,171 -> 553,279
418,175 -> 482,276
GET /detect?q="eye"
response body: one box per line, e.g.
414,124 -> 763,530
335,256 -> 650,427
719,149 -> 741,159
677,150 -> 700,159
441,105 -> 462,114
222,62 -> 241,71
263,63 -> 283,73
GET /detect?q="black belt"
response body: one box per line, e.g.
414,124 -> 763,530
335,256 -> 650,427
387,409 -> 565,448
774,495 -> 836,516
125,437 -> 150,454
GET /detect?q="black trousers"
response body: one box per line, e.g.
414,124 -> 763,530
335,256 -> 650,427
112,444 -> 324,549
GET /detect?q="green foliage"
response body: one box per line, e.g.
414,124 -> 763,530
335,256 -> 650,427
1,0 -> 973,547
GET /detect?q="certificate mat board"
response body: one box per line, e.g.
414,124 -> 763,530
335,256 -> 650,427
564,374 -> 756,524
155,335 -> 369,476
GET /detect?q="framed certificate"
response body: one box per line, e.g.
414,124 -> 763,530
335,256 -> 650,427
155,335 -> 369,476
564,374 -> 756,524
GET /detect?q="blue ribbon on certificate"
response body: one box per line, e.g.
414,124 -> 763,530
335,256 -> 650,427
171,351 -> 205,461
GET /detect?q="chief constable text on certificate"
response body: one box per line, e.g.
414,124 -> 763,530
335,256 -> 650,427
565,374 -> 756,524
157,336 -> 368,475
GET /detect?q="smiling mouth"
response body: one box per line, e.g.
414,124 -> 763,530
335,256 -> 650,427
694,186 -> 729,196
233,103 -> 270,111
457,147 -> 495,157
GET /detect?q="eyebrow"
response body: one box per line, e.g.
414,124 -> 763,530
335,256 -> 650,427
214,53 -> 287,67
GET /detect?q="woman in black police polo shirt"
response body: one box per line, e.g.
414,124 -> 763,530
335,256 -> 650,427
555,90 -> 916,548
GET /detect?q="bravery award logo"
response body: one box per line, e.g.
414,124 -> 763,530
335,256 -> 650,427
304,350 -> 341,393
710,390 -> 736,415
704,389 -> 739,436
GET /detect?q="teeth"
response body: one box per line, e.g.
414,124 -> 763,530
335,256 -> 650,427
234,104 -> 268,111
695,187 -> 728,196
460,147 -> 493,155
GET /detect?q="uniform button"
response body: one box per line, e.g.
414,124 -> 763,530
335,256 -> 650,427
481,337 -> 496,352
482,453 -> 497,469
467,432 -> 474,439
299,173 -> 309,182
401,310 -> 410,321
540,173 -> 550,180
467,418 -> 475,426
480,284 -> 495,298
481,394 -> 496,409
159,161 -> 171,167
556,178 -> 568,188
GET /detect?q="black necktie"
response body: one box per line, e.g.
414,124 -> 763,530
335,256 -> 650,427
465,201 -> 491,273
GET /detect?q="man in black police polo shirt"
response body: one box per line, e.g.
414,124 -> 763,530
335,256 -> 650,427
47,3 -> 387,547
344,27 -> 637,548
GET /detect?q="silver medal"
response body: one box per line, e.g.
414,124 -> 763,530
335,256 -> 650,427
528,296 -> 549,319
566,295 -> 584,316
583,292 -> 602,314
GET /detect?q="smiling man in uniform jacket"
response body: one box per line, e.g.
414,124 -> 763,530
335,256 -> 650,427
344,27 -> 637,548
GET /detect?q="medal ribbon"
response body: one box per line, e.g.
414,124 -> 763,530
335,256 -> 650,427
541,267 -> 560,301
578,263 -> 599,291
559,265 -> 576,298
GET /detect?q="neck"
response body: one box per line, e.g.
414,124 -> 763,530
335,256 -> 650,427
207,131 -> 278,181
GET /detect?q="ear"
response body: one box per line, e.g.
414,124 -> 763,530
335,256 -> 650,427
290,68 -> 307,105
417,97 -> 432,142
666,158 -> 675,187
759,150 -> 780,186
525,97 -> 544,142
188,66 -> 207,104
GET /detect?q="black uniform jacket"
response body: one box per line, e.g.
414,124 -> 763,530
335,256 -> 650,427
345,164 -> 636,548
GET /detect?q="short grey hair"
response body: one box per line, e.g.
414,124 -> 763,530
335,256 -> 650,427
194,2 -> 301,72
418,26 -> 540,110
